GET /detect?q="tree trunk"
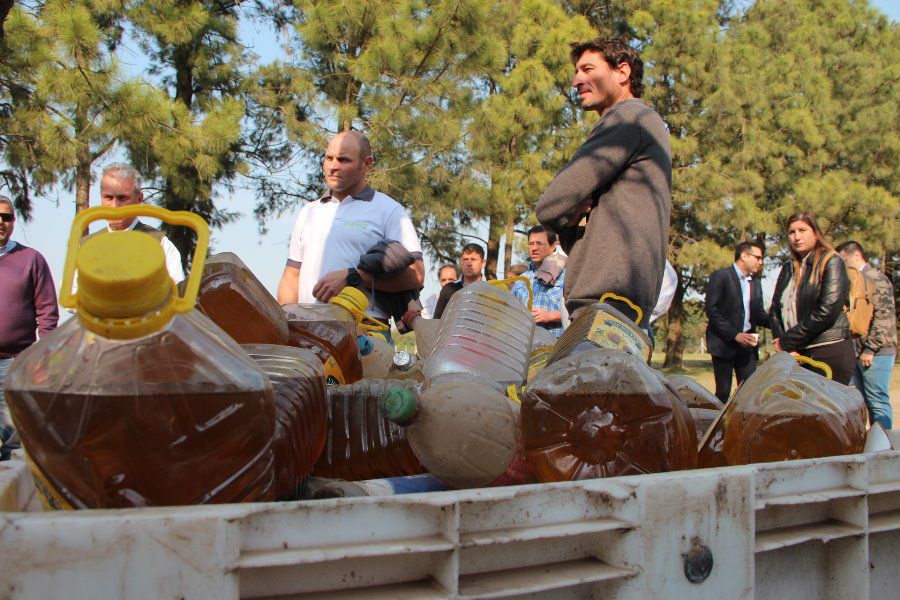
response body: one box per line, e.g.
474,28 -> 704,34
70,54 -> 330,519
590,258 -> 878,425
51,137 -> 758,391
0,0 -> 14,41
485,211 -> 503,280
74,104 -> 91,236
662,269 -> 686,369
503,218 -> 514,277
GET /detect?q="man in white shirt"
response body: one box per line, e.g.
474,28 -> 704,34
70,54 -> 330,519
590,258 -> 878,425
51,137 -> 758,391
94,163 -> 184,284
277,131 -> 425,324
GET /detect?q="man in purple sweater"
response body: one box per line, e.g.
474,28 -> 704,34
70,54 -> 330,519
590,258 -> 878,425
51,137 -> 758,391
0,196 -> 59,460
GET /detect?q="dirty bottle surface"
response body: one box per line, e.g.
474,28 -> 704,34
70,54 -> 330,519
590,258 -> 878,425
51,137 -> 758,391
548,298 -> 653,367
243,344 -> 328,499
5,208 -> 278,509
423,281 -> 534,390
661,373 -> 724,411
313,378 -> 424,481
284,288 -> 373,385
381,376 -> 534,489
716,352 -> 867,466
360,334 -> 395,379
196,252 -> 289,345
522,347 -> 697,482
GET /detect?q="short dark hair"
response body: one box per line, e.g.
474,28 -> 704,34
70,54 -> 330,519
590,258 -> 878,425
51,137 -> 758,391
461,242 -> 485,259
437,263 -> 458,279
835,240 -> 866,261
734,241 -> 764,261
570,37 -> 644,98
527,225 -> 557,246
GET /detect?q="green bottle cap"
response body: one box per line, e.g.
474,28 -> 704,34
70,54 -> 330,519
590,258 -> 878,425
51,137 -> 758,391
380,386 -> 418,424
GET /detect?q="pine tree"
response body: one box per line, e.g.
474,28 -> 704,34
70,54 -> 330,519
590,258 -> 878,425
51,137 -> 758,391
1,1 -> 168,220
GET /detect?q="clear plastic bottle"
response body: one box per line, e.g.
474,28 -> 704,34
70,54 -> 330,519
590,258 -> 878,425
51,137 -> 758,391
4,207 -> 278,509
548,296 -> 653,367
242,344 -> 328,500
196,252 -> 289,345
313,378 -> 424,481
521,346 -> 697,482
381,375 -> 534,489
716,352 -> 867,465
423,281 -> 534,390
408,315 -> 441,360
284,288 -> 377,385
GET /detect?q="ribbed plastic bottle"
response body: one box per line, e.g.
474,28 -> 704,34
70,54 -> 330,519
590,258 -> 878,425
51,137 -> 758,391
284,288 -> 380,385
4,207 -> 278,509
196,252 -> 289,345
547,294 -> 653,367
313,378 -> 424,481
521,346 -> 697,482
380,376 -> 534,489
712,352 -> 867,466
423,281 -> 534,390
242,344 -> 328,499
407,314 -> 441,360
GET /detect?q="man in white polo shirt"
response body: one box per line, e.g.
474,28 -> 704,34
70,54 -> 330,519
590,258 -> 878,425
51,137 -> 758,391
277,131 -> 425,326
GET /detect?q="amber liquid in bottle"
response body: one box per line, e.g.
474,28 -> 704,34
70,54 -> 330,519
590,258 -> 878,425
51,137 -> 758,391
197,253 -> 289,345
313,379 -> 423,481
285,305 -> 363,384
244,345 -> 328,500
6,316 -> 277,509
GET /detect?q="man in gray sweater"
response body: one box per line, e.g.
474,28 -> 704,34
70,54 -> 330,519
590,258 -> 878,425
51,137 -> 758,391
536,38 -> 671,328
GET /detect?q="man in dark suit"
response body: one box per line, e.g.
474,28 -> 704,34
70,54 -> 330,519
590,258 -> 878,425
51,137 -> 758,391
705,241 -> 770,402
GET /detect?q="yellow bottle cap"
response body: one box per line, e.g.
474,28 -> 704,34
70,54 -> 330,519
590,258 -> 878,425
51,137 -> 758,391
78,232 -> 173,318
330,287 -> 368,314
76,232 -> 176,339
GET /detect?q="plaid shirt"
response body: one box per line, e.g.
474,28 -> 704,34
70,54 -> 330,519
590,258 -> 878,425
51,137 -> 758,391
511,263 -> 566,338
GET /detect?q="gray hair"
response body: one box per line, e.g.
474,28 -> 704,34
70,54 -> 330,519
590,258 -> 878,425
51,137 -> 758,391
102,162 -> 142,195
0,195 -> 13,212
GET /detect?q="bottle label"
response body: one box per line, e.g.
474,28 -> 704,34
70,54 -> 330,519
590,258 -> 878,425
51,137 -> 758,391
25,453 -> 74,510
527,346 -> 555,382
323,354 -> 346,385
588,312 -> 651,363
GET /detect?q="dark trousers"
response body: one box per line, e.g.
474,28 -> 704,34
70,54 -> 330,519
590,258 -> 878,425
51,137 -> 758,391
798,338 -> 856,386
712,349 -> 758,403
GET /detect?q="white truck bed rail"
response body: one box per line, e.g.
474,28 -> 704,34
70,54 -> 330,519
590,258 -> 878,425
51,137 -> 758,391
1,451 -> 898,599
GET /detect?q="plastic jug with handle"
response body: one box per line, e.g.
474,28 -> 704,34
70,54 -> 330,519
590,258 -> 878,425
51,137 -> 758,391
4,206 -> 277,509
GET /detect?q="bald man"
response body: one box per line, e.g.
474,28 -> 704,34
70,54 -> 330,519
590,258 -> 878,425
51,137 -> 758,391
277,131 -> 425,328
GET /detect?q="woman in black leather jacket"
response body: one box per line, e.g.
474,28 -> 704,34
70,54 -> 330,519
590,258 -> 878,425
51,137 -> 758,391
769,212 -> 855,384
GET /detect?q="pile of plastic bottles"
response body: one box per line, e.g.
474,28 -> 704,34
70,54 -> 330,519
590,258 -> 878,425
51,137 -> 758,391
2,207 -> 869,510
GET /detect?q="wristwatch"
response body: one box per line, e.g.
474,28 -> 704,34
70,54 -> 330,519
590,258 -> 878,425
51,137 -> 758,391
346,268 -> 362,287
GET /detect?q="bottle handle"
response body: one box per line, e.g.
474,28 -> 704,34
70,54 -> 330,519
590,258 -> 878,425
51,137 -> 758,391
598,292 -> 643,325
60,205 -> 210,312
793,354 -> 833,379
488,276 -> 533,310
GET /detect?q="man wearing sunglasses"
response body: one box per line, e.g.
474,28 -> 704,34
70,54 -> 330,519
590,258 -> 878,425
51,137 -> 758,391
0,196 -> 59,460
705,241 -> 770,403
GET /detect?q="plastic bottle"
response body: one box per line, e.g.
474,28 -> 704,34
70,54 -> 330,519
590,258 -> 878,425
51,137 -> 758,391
301,474 -> 445,499
547,294 -> 653,367
359,334 -> 395,379
380,376 -> 534,489
313,378 -> 425,481
661,373 -> 724,411
242,344 -> 328,500
521,346 -> 697,482
408,315 -> 441,360
714,352 -> 867,466
4,206 -> 278,509
284,287 -> 382,385
423,281 -> 535,390
196,252 -> 289,345
388,351 -> 425,381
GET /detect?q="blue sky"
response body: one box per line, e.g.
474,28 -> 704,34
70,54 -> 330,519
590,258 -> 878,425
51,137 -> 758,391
10,1 -> 898,321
